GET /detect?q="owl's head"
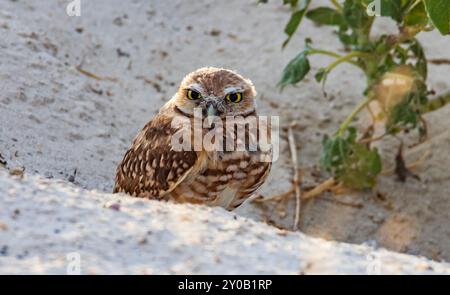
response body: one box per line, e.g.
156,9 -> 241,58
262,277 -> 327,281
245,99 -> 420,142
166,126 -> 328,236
172,67 -> 257,118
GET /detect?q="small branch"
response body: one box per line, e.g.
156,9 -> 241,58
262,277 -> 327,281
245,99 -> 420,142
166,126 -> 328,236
324,51 -> 368,73
252,188 -> 294,203
75,65 -> 118,82
358,133 -> 387,145
288,122 -> 302,231
308,49 -> 341,59
407,149 -> 432,170
302,178 -> 336,200
321,196 -> 363,208
337,95 -> 373,136
309,49 -> 362,68
429,58 -> 450,65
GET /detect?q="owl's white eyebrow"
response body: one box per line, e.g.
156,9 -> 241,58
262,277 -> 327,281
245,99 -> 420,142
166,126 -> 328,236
186,83 -> 204,93
224,86 -> 243,95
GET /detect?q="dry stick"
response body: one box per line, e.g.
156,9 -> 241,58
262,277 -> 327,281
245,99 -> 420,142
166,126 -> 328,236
252,188 -> 294,203
75,65 -> 118,82
302,177 -> 336,200
321,196 -> 363,208
408,149 -> 432,168
254,177 -> 339,203
358,133 -> 387,145
254,124 -> 339,208
288,122 -> 302,231
429,58 -> 450,65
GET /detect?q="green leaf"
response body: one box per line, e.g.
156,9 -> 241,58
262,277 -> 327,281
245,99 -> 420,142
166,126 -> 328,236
278,51 -> 311,90
363,0 -> 405,21
337,29 -> 357,46
404,1 -> 428,26
339,143 -> 382,189
315,68 -> 327,82
380,0 -> 403,22
394,45 -> 409,64
321,127 -> 382,189
304,37 -> 313,50
343,0 -> 371,29
284,10 -> 306,38
423,0 -> 450,35
409,39 -> 428,80
386,99 -> 419,133
306,7 -> 345,26
282,0 -> 312,48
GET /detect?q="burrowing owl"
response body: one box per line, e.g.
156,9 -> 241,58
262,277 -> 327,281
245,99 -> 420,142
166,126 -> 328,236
114,67 -> 272,210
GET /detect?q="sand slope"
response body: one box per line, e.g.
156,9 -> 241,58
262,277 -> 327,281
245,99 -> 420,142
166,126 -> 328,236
1,170 -> 450,274
1,0 -> 450,270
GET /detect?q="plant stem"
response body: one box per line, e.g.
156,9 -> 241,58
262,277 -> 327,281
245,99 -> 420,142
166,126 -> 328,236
325,51 -> 368,71
337,95 -> 373,137
308,49 -> 363,68
308,49 -> 341,58
309,50 -> 373,137
330,0 -> 343,12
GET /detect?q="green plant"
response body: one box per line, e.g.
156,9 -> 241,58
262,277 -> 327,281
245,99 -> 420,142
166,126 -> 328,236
261,0 -> 450,190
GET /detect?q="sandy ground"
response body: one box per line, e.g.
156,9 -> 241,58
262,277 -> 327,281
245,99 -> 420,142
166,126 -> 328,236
1,170 -> 450,274
0,0 -> 450,272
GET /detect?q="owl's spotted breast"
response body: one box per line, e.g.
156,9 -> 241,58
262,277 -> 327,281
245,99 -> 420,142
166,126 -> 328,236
170,150 -> 271,210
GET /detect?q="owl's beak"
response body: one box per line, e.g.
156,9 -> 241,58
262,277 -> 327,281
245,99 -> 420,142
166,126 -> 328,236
206,103 -> 218,118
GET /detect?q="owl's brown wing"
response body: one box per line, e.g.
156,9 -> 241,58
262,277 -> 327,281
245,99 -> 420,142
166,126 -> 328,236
113,114 -> 198,199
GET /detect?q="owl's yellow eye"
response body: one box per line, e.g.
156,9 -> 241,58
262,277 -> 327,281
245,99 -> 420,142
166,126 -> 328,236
226,92 -> 242,103
187,90 -> 202,100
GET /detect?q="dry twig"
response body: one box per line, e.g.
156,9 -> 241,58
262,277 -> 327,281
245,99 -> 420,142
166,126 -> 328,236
252,188 -> 294,203
288,122 -> 302,231
429,58 -> 450,65
302,177 -> 336,200
75,65 -> 118,82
